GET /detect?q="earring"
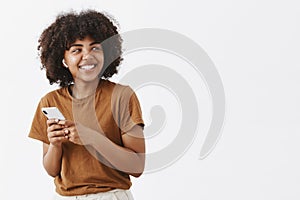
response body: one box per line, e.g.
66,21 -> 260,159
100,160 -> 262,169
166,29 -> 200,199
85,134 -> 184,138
62,59 -> 68,68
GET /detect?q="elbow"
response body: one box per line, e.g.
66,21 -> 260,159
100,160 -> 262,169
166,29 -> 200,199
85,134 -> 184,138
46,170 -> 59,178
122,165 -> 144,178
129,160 -> 144,178
131,172 -> 143,178
43,161 -> 60,178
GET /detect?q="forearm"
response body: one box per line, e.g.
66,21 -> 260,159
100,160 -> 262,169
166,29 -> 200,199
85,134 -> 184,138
90,132 -> 145,177
43,144 -> 63,177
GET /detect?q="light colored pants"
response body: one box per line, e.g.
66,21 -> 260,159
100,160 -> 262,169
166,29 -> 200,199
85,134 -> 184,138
53,189 -> 134,200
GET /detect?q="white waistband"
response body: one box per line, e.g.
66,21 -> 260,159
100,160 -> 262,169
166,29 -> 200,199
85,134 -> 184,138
53,189 -> 133,200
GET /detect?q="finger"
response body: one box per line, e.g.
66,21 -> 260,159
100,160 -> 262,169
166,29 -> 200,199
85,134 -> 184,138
47,124 -> 64,132
58,120 -> 74,127
50,136 -> 69,143
49,130 -> 68,138
63,129 -> 69,135
47,119 -> 60,126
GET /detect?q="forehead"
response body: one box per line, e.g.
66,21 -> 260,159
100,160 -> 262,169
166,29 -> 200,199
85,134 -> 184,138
67,35 -> 101,49
71,36 -> 96,44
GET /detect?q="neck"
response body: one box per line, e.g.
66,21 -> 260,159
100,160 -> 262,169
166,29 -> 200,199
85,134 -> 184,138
71,79 -> 100,99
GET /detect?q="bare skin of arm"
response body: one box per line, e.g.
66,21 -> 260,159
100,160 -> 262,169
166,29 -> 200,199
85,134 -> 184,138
42,119 -> 69,177
43,119 -> 145,177
90,125 -> 145,177
59,120 -> 145,177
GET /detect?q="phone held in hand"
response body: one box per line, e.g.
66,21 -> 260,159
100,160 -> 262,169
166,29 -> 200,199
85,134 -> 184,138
42,107 -> 65,120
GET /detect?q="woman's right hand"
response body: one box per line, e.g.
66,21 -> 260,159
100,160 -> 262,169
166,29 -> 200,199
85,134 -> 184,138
46,119 -> 69,147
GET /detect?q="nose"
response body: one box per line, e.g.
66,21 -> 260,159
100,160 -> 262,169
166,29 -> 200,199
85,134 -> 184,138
82,49 -> 92,60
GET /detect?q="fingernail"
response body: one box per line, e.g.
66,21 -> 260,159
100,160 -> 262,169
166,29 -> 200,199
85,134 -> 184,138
64,129 -> 69,133
55,119 -> 59,123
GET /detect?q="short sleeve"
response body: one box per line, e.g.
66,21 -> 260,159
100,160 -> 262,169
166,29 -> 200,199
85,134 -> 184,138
28,97 -> 50,144
117,86 -> 144,135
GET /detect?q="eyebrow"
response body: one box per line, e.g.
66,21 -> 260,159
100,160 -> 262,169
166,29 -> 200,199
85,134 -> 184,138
68,41 -> 101,48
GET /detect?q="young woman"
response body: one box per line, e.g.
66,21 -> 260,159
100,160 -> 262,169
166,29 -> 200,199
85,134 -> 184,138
29,10 -> 145,200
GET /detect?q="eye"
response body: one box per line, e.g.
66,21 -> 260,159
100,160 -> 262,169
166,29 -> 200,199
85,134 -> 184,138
71,48 -> 81,54
92,46 -> 103,51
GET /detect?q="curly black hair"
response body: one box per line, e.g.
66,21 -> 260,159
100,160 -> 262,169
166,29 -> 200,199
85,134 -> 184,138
38,10 -> 123,87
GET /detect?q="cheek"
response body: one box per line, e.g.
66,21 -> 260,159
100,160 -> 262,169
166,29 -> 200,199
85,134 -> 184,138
99,54 -> 105,66
67,56 -> 80,66
96,53 -> 104,61
64,52 -> 80,66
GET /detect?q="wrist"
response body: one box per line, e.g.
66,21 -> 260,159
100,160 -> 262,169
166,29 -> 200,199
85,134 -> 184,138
49,143 -> 63,151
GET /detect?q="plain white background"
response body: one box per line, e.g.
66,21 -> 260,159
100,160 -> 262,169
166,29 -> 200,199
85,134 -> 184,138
0,0 -> 299,199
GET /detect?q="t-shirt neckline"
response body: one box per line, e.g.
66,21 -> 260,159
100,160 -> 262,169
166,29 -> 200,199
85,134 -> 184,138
66,80 -> 103,103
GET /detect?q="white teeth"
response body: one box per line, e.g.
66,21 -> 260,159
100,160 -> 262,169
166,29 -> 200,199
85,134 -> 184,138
80,65 -> 95,70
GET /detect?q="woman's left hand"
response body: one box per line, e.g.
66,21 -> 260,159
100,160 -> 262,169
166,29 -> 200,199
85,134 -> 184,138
58,120 -> 95,146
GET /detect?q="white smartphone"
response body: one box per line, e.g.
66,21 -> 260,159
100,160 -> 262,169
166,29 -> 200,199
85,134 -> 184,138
42,107 -> 65,120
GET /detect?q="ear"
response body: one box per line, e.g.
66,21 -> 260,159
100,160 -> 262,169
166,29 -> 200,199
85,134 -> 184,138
62,59 -> 68,68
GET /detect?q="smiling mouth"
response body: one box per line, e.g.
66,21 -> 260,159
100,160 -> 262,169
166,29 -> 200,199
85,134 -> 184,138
79,64 -> 96,70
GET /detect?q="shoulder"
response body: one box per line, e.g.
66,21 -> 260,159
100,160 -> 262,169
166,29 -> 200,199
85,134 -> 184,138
101,79 -> 133,96
40,87 -> 69,104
